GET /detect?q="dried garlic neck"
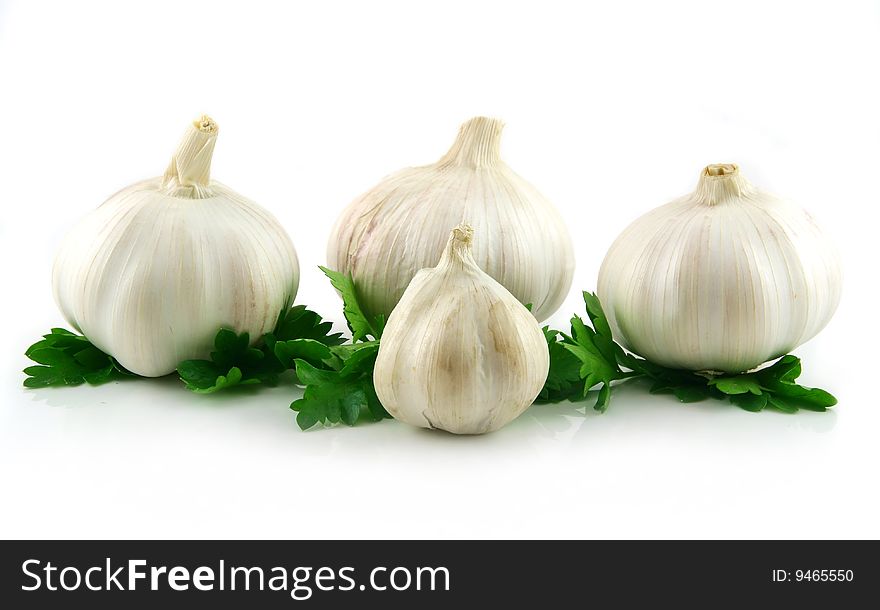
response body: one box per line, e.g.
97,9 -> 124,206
161,115 -> 218,198
437,117 -> 503,169
438,223 -> 478,269
694,163 -> 755,206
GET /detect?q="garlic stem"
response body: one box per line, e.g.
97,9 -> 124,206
437,116 -> 503,169
438,223 -> 477,268
161,115 -> 219,198
694,163 -> 755,206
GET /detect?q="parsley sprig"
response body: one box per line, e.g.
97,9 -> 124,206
23,329 -> 133,387
289,268 -> 390,429
545,292 -> 837,413
177,305 -> 344,393
291,342 -> 388,429
318,266 -> 384,341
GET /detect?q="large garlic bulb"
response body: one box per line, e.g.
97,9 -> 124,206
327,116 -> 574,323
598,164 -> 841,373
374,224 -> 550,434
53,116 -> 299,377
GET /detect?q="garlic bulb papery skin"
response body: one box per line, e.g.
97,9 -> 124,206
52,116 -> 300,377
327,116 -> 574,323
373,224 -> 550,435
597,164 -> 842,373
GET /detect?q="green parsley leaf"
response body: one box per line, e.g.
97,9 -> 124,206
23,328 -> 132,388
178,328 -> 279,393
175,360 -> 226,390
582,291 -> 617,364
177,305 -> 344,393
754,355 -> 837,411
337,342 -> 380,375
535,328 -> 583,403
766,395 -> 799,414
557,292 -> 632,411
290,342 -> 389,430
729,392 -> 769,412
319,266 -> 383,342
270,304 -> 344,345
176,363 -> 261,394
273,339 -> 334,369
209,329 -> 266,371
672,385 -> 711,403
709,376 -> 764,396
633,352 -> 837,414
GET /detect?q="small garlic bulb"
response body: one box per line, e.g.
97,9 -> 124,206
53,116 -> 299,377
327,116 -> 574,323
373,224 -> 550,434
598,164 -> 842,373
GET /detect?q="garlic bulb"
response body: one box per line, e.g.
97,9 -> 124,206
52,116 -> 299,377
373,224 -> 550,434
597,164 -> 841,373
327,116 -> 574,323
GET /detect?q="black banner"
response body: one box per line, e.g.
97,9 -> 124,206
0,541 -> 876,607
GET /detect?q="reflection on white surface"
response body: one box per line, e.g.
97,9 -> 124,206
2,367 -> 857,540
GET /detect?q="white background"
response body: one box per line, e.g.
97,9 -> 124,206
1,0 -> 878,539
